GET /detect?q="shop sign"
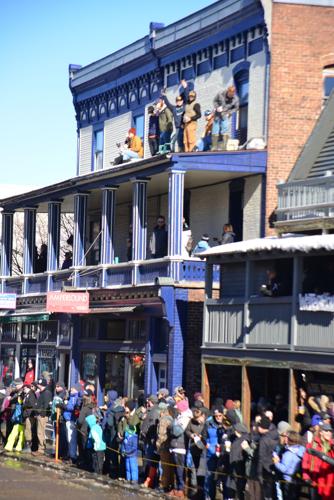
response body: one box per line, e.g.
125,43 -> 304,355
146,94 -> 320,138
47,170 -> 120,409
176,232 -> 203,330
46,292 -> 89,313
299,293 -> 334,312
0,293 -> 16,310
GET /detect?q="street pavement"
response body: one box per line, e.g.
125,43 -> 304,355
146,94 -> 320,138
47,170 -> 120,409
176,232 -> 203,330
0,457 -> 149,500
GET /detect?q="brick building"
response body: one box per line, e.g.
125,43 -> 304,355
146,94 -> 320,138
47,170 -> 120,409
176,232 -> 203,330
0,0 -> 333,400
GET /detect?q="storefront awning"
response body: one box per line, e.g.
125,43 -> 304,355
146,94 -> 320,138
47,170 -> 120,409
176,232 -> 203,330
87,306 -> 138,315
0,312 -> 50,323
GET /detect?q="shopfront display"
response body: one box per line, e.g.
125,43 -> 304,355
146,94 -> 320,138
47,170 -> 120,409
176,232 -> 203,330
81,352 -> 98,383
104,353 -> 125,393
0,346 -> 15,386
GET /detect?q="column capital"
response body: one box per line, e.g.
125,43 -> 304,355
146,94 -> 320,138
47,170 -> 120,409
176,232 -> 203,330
74,191 -> 90,198
101,185 -> 119,191
167,167 -> 186,175
48,200 -> 63,205
130,177 -> 151,184
1,209 -> 15,215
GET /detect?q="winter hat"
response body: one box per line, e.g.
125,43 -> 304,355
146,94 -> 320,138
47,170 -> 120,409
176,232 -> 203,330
107,390 -> 118,403
158,388 -> 169,398
147,394 -> 158,404
13,378 -> 23,386
126,424 -> 137,435
311,414 -> 322,427
258,415 -> 271,430
128,128 -> 136,135
174,386 -> 186,395
84,389 -> 94,397
193,392 -> 203,401
201,234 -> 210,241
193,400 -> 204,409
55,381 -> 65,390
37,378 -> 48,387
234,423 -> 248,434
277,421 -> 292,435
226,409 -> 239,425
126,399 -> 137,413
320,423 -> 333,432
225,399 -> 235,410
176,399 -> 189,413
158,402 -> 169,410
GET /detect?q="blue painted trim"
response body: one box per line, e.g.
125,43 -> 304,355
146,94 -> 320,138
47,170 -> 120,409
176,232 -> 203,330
1,212 -> 13,277
100,188 -> 117,268
168,170 -> 185,261
167,73 -> 179,87
230,45 -> 246,63
73,193 -> 88,271
172,151 -> 267,172
132,180 -> 148,261
197,59 -> 212,76
213,53 -> 228,70
232,60 -> 251,76
248,37 -> 263,56
47,202 -> 61,274
23,208 -> 36,276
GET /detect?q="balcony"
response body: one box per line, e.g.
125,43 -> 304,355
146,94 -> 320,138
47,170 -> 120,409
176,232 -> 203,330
203,296 -> 334,352
1,257 -> 212,296
276,176 -> 334,231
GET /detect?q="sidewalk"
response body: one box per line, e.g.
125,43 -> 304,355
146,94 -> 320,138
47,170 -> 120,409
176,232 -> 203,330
0,449 -> 163,499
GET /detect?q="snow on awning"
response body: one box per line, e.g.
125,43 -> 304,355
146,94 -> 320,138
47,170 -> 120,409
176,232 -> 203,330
199,234 -> 334,258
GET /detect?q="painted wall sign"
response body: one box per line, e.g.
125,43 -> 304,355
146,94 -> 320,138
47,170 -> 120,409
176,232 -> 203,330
299,293 -> 334,312
46,292 -> 89,313
0,293 -> 17,310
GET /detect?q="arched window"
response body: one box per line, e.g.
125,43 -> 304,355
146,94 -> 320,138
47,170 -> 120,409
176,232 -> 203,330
234,69 -> 249,145
323,65 -> 334,101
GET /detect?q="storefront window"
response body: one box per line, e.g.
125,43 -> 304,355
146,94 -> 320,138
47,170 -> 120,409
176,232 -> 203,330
22,323 -> 38,342
81,352 -> 98,382
104,320 -> 126,340
39,321 -> 58,343
130,354 -> 145,398
38,346 -> 57,380
1,323 -> 18,342
20,347 -> 36,379
104,353 -> 125,393
0,346 -> 15,387
127,320 -> 146,341
80,319 -> 98,339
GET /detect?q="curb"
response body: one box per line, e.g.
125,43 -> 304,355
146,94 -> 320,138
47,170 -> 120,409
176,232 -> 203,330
0,451 -> 165,498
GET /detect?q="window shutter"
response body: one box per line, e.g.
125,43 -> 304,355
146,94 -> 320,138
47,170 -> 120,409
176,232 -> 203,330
144,102 -> 155,159
103,112 -> 132,167
78,126 -> 93,175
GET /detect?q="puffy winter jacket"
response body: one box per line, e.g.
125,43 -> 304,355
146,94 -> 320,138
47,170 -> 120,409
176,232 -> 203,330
121,429 -> 138,457
86,414 -> 106,452
275,444 -> 305,482
63,393 -> 79,422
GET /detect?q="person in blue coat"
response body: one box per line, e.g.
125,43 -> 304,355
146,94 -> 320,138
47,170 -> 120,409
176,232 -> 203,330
62,383 -> 81,463
192,234 -> 210,255
86,414 -> 106,474
121,424 -> 139,483
273,430 -> 305,499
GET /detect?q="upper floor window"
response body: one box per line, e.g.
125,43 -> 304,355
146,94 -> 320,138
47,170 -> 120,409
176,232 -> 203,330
234,70 -> 249,145
134,115 -> 144,142
323,65 -> 334,101
93,129 -> 103,171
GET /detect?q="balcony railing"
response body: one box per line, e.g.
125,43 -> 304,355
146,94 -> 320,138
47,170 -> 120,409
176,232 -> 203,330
1,257 -> 212,296
276,176 -> 334,222
203,296 -> 334,352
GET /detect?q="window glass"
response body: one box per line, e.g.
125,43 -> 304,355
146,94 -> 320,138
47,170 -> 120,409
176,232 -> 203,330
0,346 -> 15,387
80,319 -> 98,339
105,320 -> 126,340
234,70 -> 249,144
20,347 -> 36,379
1,323 -> 18,342
323,66 -> 334,99
134,115 -> 144,141
104,353 -> 125,393
127,320 -> 146,341
38,346 -> 57,380
39,321 -> 58,343
81,352 -> 98,381
94,130 -> 103,170
22,323 -> 38,342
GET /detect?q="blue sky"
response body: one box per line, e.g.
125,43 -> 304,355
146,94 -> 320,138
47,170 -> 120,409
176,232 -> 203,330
0,0 -> 212,188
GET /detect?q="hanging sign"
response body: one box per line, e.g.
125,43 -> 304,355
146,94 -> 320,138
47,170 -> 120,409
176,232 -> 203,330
0,293 -> 17,310
299,293 -> 334,312
46,292 -> 89,313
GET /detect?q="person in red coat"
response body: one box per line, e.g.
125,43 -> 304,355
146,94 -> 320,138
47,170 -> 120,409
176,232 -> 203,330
302,423 -> 334,499
23,359 -> 35,386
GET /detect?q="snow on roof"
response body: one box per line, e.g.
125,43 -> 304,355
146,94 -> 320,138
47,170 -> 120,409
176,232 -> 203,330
199,234 -> 334,257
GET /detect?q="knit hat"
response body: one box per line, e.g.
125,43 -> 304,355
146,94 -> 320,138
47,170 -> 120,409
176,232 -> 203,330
225,399 -> 235,410
201,234 -> 210,241
193,400 -> 204,409
234,423 -> 248,434
176,399 -> 189,413
158,388 -> 169,398
258,416 -> 271,430
126,399 -> 137,412
128,128 -> 136,135
37,378 -> 48,387
107,390 -> 118,403
84,389 -> 94,397
13,378 -> 23,386
174,386 -> 186,395
311,414 -> 322,427
277,421 -> 292,435
147,394 -> 158,404
193,392 -> 203,401
320,423 -> 333,432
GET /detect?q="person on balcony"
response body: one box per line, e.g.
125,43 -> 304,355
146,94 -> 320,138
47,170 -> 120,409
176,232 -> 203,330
147,106 -> 160,156
61,251 -> 72,270
182,218 -> 193,257
121,128 -> 144,162
156,99 -> 173,151
212,85 -> 239,151
149,215 -> 168,259
183,89 -> 201,152
161,80 -> 189,152
194,110 -> 214,152
35,244 -> 47,273
192,234 -> 210,255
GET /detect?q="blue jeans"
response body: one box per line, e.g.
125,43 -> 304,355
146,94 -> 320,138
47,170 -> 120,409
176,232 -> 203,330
122,149 -> 139,160
171,127 -> 184,152
204,455 -> 218,499
212,117 -> 229,135
125,455 -> 138,482
159,131 -> 171,146
197,135 -> 212,151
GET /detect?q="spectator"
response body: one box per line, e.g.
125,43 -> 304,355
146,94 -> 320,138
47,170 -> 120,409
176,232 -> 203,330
273,430 -> 305,499
149,215 -> 168,259
221,223 -> 235,244
122,128 -> 143,161
147,105 -> 160,156
121,424 -> 139,484
63,383 -> 81,463
32,378 -> 52,456
157,403 -> 174,493
156,99 -> 174,149
162,80 -> 189,152
61,251 -> 72,270
85,413 -> 106,474
257,415 -> 279,500
193,234 -> 210,255
35,244 -> 47,273
126,224 -> 132,262
212,85 -> 239,150
195,110 -> 214,152
183,90 -> 201,152
23,358 -> 35,386
182,218 -> 193,258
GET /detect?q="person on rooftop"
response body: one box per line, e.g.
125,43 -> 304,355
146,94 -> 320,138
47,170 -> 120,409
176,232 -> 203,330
212,85 -> 239,151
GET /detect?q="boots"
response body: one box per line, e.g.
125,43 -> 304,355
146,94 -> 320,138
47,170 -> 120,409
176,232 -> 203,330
21,441 -> 32,453
142,466 -> 157,488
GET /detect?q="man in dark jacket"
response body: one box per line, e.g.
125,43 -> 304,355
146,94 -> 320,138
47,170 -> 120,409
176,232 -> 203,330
22,383 -> 38,453
257,415 -> 279,500
141,395 -> 161,488
149,216 -> 168,259
147,106 -> 160,156
32,378 -> 52,455
212,85 -> 239,150
162,80 -> 189,152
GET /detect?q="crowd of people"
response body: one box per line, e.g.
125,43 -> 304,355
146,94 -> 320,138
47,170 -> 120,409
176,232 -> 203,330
113,80 -> 240,164
1,374 -> 334,500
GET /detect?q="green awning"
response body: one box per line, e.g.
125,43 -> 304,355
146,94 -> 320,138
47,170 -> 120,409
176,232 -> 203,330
0,313 -> 50,324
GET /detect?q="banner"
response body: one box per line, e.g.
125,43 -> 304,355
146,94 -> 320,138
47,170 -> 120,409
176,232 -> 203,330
46,292 -> 89,313
299,293 -> 334,312
0,293 -> 17,310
